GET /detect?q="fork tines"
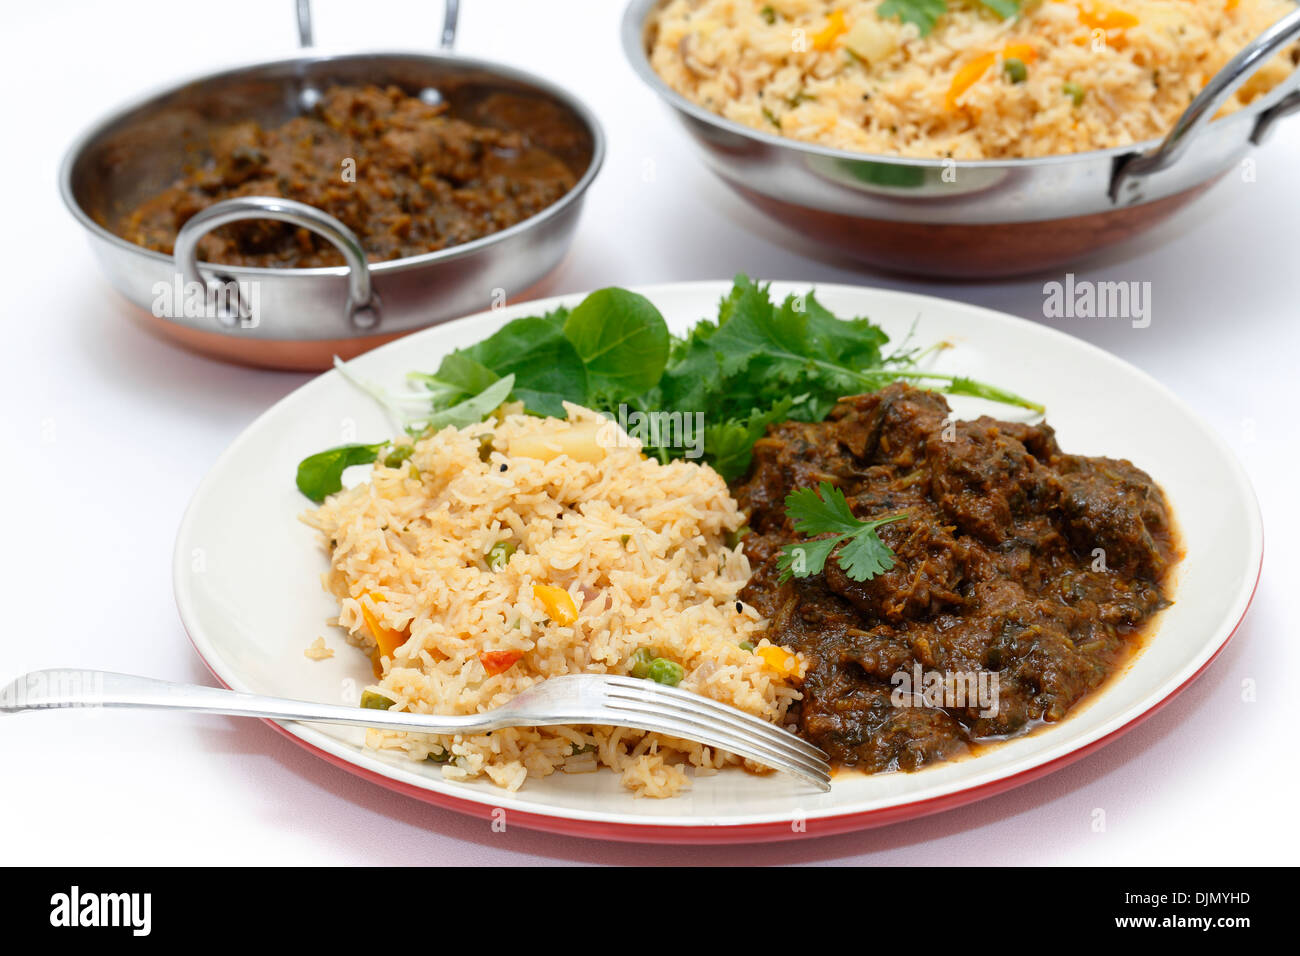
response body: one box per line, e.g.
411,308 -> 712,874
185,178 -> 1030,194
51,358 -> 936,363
593,674 -> 832,792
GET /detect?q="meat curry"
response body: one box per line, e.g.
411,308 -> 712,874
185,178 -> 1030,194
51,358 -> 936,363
116,84 -> 579,268
735,383 -> 1179,772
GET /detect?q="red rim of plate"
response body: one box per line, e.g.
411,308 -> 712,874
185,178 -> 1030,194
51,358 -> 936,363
180,543 -> 1261,845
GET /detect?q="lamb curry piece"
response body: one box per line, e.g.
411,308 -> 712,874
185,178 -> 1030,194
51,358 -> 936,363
735,383 -> 1179,772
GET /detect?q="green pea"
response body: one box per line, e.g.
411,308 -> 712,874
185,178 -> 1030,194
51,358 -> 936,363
646,658 -> 684,687
628,647 -> 657,679
738,641 -> 755,652
570,742 -> 596,756
383,445 -> 414,469
426,748 -> 452,763
360,690 -> 395,710
1003,58 -> 1028,84
1063,81 -> 1086,106
486,540 -> 516,571
725,525 -> 752,548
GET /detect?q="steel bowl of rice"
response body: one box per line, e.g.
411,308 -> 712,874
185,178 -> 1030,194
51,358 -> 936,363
623,0 -> 1300,276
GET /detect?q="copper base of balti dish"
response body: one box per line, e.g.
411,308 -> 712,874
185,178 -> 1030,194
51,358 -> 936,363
135,312 -> 405,371
623,0 -> 1300,279
734,179 -> 1219,279
132,271 -> 563,371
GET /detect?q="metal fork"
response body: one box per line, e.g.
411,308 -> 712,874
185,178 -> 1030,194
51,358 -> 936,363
1,669 -> 831,791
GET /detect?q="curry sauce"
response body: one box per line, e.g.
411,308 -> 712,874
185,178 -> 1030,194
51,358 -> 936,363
735,383 -> 1180,772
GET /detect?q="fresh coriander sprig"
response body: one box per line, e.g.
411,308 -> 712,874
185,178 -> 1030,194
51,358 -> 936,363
776,482 -> 907,583
298,275 -> 1043,494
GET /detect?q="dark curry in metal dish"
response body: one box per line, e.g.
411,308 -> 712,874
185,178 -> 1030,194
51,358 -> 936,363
115,84 -> 579,268
735,383 -> 1179,773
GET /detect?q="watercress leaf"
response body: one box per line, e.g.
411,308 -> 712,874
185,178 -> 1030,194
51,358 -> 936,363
423,375 -> 516,431
878,0 -> 947,35
457,317 -> 587,418
563,288 -> 670,404
296,442 -> 386,503
410,353 -> 501,406
538,305 -> 571,330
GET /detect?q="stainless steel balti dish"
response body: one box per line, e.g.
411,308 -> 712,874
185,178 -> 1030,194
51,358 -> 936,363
623,0 -> 1300,278
60,0 -> 604,369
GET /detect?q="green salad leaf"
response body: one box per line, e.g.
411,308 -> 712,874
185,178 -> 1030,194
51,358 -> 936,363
296,275 -> 1043,498
562,288 -> 670,405
293,376 -> 514,502
295,442 -> 387,503
423,375 -> 516,431
877,0 -> 1020,36
411,318 -> 584,419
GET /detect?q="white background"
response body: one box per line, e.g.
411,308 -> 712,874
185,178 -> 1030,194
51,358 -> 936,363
2,0 -> 1296,865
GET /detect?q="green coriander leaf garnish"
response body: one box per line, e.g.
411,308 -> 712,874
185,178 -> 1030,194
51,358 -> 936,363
777,482 -> 907,583
300,275 -> 1041,495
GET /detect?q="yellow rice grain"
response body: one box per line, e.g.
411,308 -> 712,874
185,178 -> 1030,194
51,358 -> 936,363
303,404 -> 801,797
649,0 -> 1297,158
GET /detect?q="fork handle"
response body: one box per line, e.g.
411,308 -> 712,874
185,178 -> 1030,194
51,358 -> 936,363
0,669 -> 492,734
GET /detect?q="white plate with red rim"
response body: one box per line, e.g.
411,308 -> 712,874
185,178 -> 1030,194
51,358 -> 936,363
173,280 -> 1262,843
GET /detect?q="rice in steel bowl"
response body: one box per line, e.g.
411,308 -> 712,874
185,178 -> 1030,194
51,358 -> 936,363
649,0 -> 1297,159
303,404 -> 802,797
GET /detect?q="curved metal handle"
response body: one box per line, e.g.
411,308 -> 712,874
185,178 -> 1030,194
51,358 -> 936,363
173,196 -> 380,331
1110,6 -> 1300,202
296,0 -> 459,50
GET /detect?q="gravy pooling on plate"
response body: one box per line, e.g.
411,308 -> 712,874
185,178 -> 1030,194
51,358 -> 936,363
735,383 -> 1179,771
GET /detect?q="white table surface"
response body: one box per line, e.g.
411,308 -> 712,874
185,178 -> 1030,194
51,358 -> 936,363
2,0 -> 1296,866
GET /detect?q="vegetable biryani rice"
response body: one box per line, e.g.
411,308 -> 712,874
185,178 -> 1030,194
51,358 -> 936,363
649,0 -> 1297,158
304,404 -> 802,797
